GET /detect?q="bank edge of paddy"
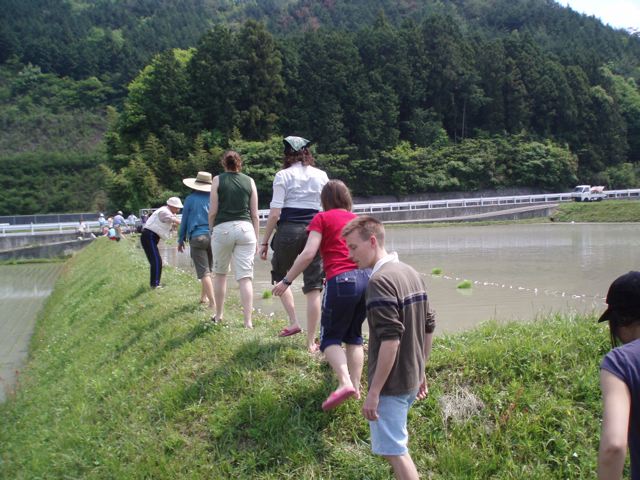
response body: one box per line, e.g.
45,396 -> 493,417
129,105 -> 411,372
383,199 -> 640,228
0,235 -> 614,479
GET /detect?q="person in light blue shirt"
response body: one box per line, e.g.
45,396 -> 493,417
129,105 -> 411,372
178,171 -> 215,311
113,210 -> 126,238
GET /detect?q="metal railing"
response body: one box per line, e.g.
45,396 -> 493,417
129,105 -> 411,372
2,189 -> 639,236
350,189 -> 640,215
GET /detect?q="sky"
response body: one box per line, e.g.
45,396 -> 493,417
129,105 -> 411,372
559,0 -> 640,30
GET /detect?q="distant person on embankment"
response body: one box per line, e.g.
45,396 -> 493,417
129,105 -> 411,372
98,213 -> 108,235
597,271 -> 640,479
113,210 -> 127,239
178,171 -> 216,312
140,197 -> 182,289
126,212 -> 139,233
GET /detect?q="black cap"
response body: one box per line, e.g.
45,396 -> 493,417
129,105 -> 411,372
599,271 -> 640,322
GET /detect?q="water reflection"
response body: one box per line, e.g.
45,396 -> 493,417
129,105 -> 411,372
0,285 -> 53,299
162,223 -> 640,334
0,263 -> 62,402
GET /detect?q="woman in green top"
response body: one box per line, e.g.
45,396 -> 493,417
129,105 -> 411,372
209,150 -> 260,328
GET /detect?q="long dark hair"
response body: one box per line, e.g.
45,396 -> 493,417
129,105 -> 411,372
607,314 -> 640,348
283,147 -> 315,169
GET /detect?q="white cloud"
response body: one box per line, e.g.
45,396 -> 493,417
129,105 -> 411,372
559,0 -> 640,30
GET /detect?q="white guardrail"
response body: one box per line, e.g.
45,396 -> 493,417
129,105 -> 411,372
2,189 -> 640,236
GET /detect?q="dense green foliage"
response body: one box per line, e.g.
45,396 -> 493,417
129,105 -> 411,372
101,8 -> 640,208
0,60 -> 110,156
2,0 -> 640,212
0,152 -> 107,215
0,238 -> 611,478
0,58 -> 109,214
2,0 -> 639,89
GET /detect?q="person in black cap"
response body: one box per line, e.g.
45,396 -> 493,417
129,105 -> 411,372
259,136 -> 329,350
597,271 -> 640,479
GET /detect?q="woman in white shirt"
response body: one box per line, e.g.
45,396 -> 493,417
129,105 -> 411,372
259,136 -> 328,351
140,197 -> 182,288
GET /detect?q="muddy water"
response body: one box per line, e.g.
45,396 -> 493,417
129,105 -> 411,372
0,263 -> 62,402
163,223 -> 640,334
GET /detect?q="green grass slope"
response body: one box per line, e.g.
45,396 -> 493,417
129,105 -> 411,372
552,199 -> 640,223
0,237 -> 613,479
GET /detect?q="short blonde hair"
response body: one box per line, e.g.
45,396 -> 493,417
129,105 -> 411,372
341,215 -> 385,245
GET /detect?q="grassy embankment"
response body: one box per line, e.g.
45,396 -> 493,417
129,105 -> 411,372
0,237 -> 612,479
551,199 -> 640,222
401,199 -> 640,228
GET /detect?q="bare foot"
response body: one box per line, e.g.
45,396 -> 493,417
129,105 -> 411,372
244,322 -> 253,329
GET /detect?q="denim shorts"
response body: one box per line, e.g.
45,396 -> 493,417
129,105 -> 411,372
319,268 -> 370,351
212,221 -> 256,280
270,222 -> 323,293
369,389 -> 419,456
189,234 -> 212,279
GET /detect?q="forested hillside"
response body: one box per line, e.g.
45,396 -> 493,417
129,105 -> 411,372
2,0 -> 640,213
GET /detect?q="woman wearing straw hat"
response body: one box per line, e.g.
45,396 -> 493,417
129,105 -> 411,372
209,151 -> 259,328
178,171 -> 216,311
140,196 -> 183,289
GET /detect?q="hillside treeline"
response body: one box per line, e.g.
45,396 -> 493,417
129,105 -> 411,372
103,16 -> 640,210
2,0 -> 639,94
0,153 -> 107,214
2,0 -> 640,213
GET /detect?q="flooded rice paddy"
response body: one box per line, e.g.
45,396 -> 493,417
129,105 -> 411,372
164,223 -> 640,334
0,263 -> 62,402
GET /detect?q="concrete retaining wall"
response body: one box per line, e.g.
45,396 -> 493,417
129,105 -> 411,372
0,232 -> 86,251
368,203 -> 557,223
0,238 -> 94,261
353,187 -> 546,204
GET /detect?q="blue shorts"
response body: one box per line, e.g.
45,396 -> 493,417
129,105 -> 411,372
319,268 -> 370,351
369,389 -> 419,456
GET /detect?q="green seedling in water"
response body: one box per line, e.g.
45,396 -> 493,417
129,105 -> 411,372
262,290 -> 272,299
457,279 -> 472,289
432,267 -> 443,275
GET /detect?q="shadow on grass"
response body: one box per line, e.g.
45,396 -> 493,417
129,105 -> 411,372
164,339 -> 340,472
95,284 -> 148,329
104,302 -> 201,364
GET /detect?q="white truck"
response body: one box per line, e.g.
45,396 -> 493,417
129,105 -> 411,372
570,185 -> 607,202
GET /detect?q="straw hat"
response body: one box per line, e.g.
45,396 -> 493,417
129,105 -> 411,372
183,171 -> 213,192
166,197 -> 183,209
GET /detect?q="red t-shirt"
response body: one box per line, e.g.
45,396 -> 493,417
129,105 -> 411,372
307,209 -> 358,280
